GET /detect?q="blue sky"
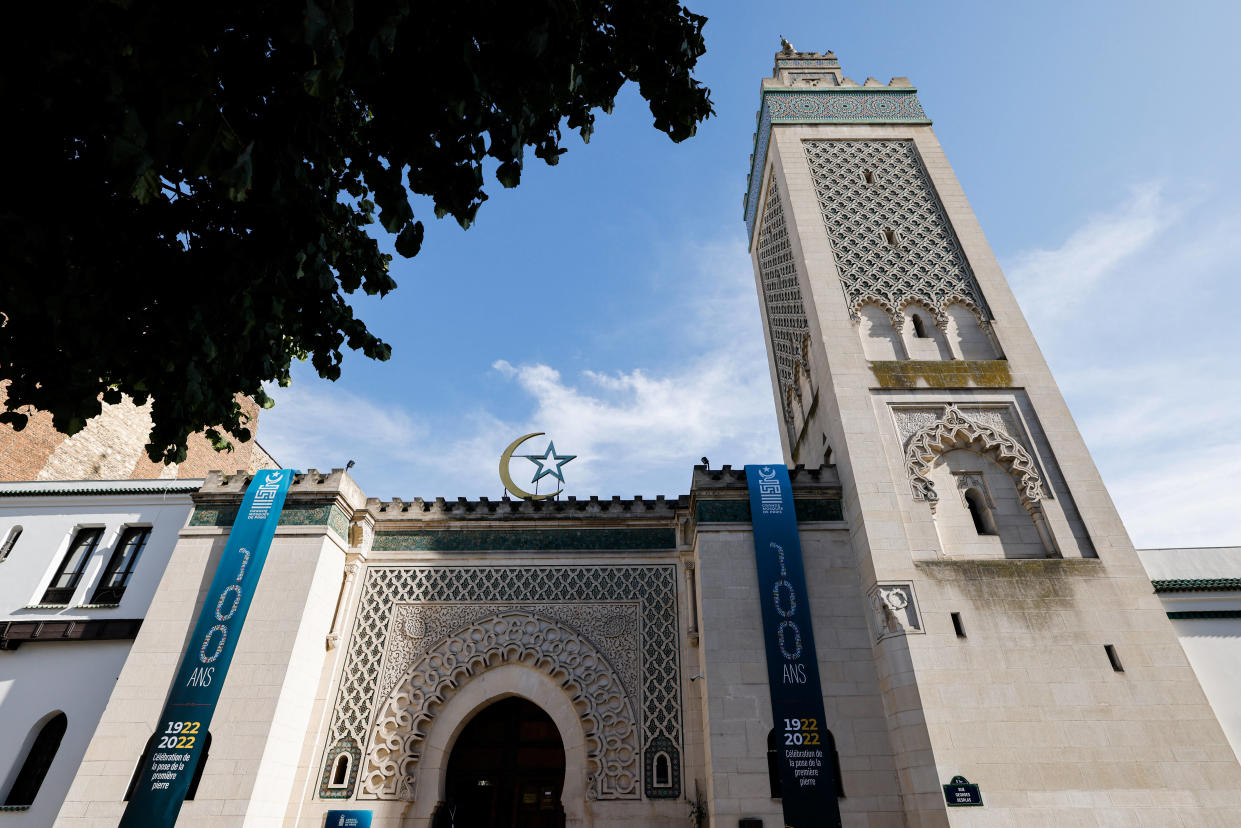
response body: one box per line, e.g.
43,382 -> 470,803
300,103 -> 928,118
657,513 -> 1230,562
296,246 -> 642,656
261,0 -> 1241,548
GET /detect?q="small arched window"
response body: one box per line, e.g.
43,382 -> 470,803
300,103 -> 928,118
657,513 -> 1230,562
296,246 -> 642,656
329,752 -> 352,788
964,489 -> 997,535
652,752 -> 672,788
0,526 -> 21,562
3,712 -> 67,807
767,728 -> 782,798
911,314 -> 929,338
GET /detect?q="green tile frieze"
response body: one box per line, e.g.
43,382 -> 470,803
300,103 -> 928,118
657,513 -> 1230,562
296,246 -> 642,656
189,500 -> 349,540
695,498 -> 843,523
371,526 -> 676,552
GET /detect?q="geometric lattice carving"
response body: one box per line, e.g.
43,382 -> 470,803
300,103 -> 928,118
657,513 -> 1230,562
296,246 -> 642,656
803,140 -> 989,328
756,174 -> 810,428
379,603 -> 641,707
321,566 -> 680,801
904,406 -> 1045,512
644,735 -> 681,799
360,611 -> 639,801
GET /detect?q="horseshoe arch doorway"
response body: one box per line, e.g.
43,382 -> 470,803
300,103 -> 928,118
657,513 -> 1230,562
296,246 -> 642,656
433,697 -> 567,828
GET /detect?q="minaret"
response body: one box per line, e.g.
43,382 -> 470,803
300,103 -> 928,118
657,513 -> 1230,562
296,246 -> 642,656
745,43 -> 1241,822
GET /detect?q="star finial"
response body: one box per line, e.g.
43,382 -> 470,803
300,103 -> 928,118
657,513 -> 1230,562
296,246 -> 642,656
523,441 -> 577,484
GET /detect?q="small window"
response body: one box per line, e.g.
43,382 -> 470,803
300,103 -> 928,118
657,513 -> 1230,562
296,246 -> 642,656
1105,644 -> 1124,673
767,728 -> 782,798
43,528 -> 103,604
653,752 -> 672,788
91,527 -> 151,604
951,612 -> 966,638
862,169 -> 876,185
329,753 -> 352,788
964,489 -> 997,535
884,228 -> 899,247
911,314 -> 928,338
0,526 -> 21,562
3,712 -> 67,807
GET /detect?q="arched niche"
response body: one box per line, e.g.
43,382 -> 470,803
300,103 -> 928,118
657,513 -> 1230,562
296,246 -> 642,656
409,664 -> 591,827
944,303 -> 1000,360
857,303 -> 903,360
927,449 -> 1049,559
904,407 -> 1058,557
358,611 -> 638,804
900,302 -> 951,360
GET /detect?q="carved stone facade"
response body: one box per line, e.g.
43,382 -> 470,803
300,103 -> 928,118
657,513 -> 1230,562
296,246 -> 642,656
865,582 -> 922,642
803,139 -> 989,330
899,405 -> 1046,511
320,565 -> 682,804
361,610 -> 640,801
756,173 -> 811,435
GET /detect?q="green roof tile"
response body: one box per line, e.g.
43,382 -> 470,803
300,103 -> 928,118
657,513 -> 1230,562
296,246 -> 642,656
1152,578 -> 1241,593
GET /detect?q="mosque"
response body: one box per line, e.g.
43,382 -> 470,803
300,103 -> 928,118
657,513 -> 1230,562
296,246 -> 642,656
1,45 -> 1240,828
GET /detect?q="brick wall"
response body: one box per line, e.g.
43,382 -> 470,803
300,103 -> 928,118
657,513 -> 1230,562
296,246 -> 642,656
0,385 -> 278,481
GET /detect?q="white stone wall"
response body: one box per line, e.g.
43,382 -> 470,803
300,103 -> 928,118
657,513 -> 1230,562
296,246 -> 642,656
749,99 -> 1241,823
693,521 -> 905,827
1138,547 -> 1241,763
54,525 -> 349,827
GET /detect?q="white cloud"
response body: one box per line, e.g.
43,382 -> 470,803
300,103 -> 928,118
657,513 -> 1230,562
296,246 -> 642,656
1006,182 -> 1172,332
1005,184 -> 1241,548
261,233 -> 781,500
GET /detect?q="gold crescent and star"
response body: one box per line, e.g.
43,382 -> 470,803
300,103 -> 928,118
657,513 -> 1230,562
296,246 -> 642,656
498,432 -> 576,501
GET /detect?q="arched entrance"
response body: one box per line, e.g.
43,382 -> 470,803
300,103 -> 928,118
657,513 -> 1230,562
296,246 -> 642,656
436,697 -> 566,828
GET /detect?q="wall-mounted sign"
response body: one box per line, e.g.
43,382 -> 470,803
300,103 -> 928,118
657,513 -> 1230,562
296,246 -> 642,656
745,464 -> 842,828
324,810 -> 373,827
119,470 -> 295,828
943,775 -> 983,806
498,432 -> 576,500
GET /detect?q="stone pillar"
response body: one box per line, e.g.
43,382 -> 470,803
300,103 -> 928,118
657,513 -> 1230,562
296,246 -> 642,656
56,468 -> 366,827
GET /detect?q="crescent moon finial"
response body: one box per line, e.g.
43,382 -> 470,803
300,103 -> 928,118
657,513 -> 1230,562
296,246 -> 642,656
499,432 -> 563,500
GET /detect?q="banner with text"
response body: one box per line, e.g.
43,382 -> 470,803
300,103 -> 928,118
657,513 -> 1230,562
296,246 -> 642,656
745,464 -> 841,828
120,469 -> 296,828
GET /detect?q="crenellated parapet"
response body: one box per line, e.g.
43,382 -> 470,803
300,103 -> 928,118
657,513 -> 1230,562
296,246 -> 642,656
365,493 -> 688,522
189,468 -> 367,544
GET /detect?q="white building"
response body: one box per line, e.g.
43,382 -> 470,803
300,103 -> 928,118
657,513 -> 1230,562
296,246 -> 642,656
1137,547 -> 1241,762
0,479 -> 200,826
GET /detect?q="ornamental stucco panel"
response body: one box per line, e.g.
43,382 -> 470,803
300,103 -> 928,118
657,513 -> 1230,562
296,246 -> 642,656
756,173 -> 810,432
803,139 -> 989,327
320,565 -> 681,801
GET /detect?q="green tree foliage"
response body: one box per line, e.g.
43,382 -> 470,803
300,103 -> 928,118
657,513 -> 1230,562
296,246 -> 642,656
0,0 -> 712,463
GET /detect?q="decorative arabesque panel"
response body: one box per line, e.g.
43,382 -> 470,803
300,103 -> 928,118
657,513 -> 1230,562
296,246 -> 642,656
803,140 -> 989,327
320,566 -> 681,801
756,175 -> 809,428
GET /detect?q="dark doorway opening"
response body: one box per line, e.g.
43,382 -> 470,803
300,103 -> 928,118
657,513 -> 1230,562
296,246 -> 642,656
439,697 -> 566,828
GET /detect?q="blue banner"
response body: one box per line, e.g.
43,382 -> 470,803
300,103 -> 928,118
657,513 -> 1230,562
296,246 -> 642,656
120,469 -> 296,827
745,464 -> 841,828
324,810 -> 373,827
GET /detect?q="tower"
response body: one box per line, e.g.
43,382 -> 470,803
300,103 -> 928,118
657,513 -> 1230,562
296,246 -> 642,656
744,44 -> 1241,823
